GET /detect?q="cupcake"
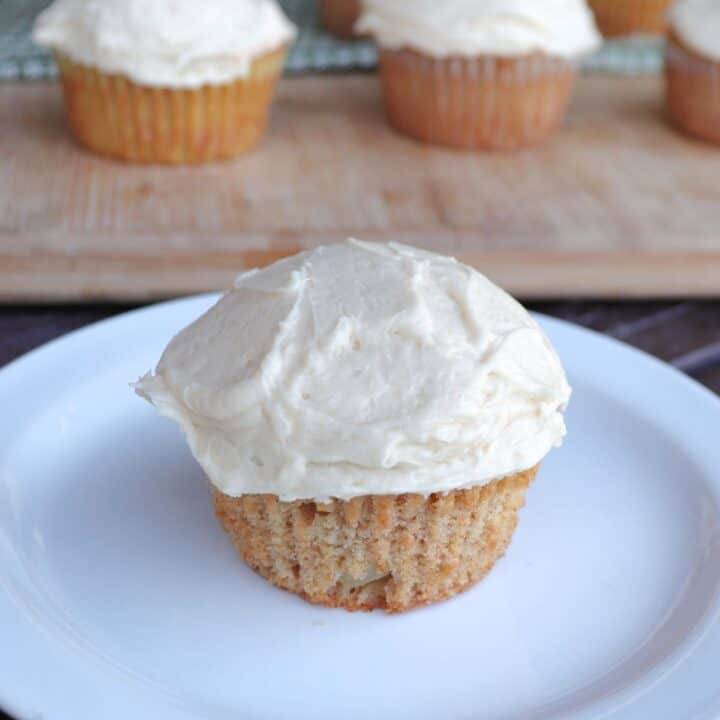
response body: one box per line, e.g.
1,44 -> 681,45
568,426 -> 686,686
356,0 -> 601,151
136,241 -> 571,613
666,0 -> 720,145
588,0 -> 673,37
33,0 -> 296,164
318,0 -> 363,39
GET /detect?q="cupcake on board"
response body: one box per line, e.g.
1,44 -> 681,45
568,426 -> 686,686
666,0 -> 720,145
318,0 -> 363,39
588,0 -> 673,37
136,240 -> 571,613
356,0 -> 601,151
33,0 -> 296,164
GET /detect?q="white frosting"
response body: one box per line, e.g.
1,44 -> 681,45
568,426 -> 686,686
668,0 -> 720,62
33,0 -> 297,88
357,0 -> 601,58
136,241 -> 571,502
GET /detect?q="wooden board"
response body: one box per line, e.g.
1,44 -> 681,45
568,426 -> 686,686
2,74 -> 720,301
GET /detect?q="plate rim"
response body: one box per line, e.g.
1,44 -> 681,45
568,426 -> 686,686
1,294 -> 720,720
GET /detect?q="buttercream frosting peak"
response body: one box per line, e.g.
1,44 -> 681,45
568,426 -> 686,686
136,240 -> 571,501
356,0 -> 601,58
33,0 -> 296,88
668,0 -> 720,62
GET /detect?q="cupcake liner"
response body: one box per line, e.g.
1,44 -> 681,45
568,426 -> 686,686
378,49 -> 577,151
665,36 -> 720,145
317,0 -> 363,39
588,0 -> 673,37
213,465 -> 538,613
55,48 -> 286,164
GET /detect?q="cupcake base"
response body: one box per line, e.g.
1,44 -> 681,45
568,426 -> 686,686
378,49 -> 576,151
55,48 -> 286,164
666,35 -> 720,146
317,0 -> 362,39
213,465 -> 538,613
588,0 -> 673,36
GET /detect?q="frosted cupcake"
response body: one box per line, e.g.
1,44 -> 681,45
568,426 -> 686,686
136,241 -> 571,612
666,0 -> 720,145
33,0 -> 296,164
588,0 -> 673,37
318,0 -> 363,39
356,0 -> 601,151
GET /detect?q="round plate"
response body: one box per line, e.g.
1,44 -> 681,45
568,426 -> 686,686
1,296 -> 720,720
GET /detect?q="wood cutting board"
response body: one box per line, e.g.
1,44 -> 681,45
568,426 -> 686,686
2,74 -> 720,301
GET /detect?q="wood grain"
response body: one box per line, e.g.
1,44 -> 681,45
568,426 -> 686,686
2,74 -> 720,301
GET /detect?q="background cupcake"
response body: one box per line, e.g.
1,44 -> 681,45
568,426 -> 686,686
588,0 -> 674,37
665,0 -> 720,145
318,0 -> 363,39
33,0 -> 296,164
136,240 -> 571,612
356,0 -> 601,151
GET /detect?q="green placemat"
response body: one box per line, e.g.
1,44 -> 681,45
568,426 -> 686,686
0,0 -> 664,80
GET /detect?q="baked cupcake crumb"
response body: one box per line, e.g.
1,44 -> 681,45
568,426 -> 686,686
213,466 -> 537,612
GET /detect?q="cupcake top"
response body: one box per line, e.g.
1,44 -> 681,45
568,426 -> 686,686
668,0 -> 720,62
357,0 -> 601,58
33,0 -> 296,88
136,241 -> 571,501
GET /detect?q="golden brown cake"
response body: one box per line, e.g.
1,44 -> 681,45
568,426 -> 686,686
136,241 -> 571,612
588,0 -> 673,37
213,466 -> 537,612
33,0 -> 296,164
378,50 -> 577,151
318,0 -> 363,39
54,50 -> 286,164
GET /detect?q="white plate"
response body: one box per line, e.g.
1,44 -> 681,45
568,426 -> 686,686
1,295 -> 720,720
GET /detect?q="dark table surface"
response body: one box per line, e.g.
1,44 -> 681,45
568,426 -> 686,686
1,300 -> 719,720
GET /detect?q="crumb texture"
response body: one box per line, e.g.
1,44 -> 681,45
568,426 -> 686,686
213,465 -> 537,612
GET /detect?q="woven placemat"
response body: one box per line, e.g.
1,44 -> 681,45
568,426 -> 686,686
0,0 -> 664,80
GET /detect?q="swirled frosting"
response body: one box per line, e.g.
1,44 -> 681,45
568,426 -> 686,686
33,0 -> 296,88
356,0 -> 601,58
136,241 -> 571,501
668,0 -> 720,62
